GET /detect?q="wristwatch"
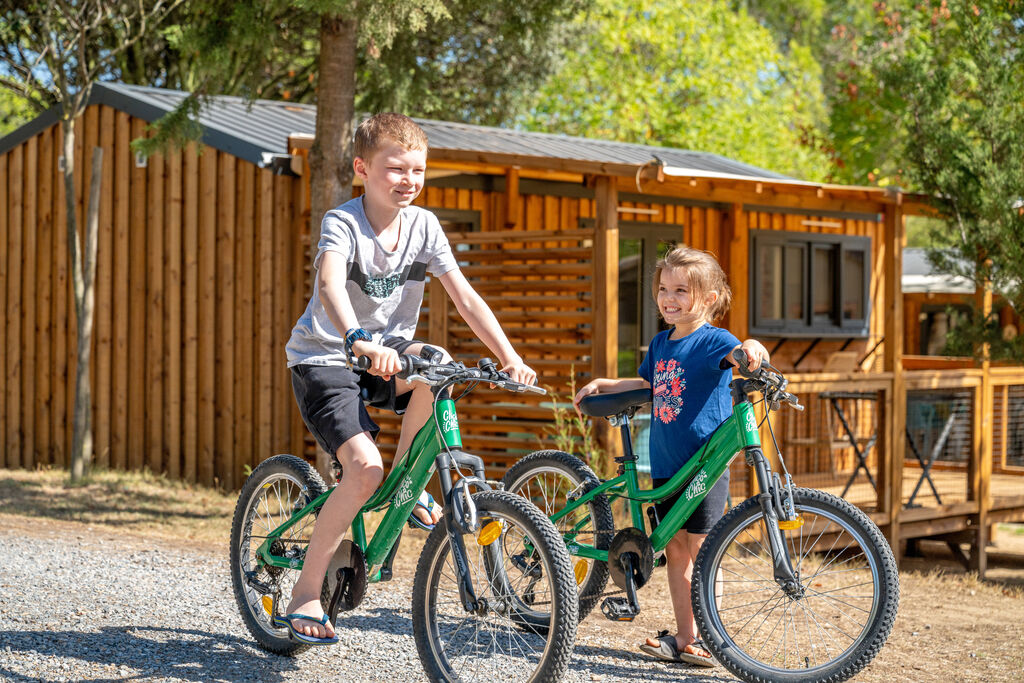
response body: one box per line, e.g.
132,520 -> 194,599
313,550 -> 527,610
344,327 -> 372,355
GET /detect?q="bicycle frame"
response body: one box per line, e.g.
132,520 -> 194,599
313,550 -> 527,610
254,387 -> 479,583
553,397 -> 762,562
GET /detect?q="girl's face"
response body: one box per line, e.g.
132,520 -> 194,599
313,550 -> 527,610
657,266 -> 714,328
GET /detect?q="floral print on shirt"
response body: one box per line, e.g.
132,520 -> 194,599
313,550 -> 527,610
652,358 -> 685,423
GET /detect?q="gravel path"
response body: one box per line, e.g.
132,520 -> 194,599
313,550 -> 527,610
0,525 -> 733,683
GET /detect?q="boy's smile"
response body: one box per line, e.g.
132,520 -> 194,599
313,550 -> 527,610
355,142 -> 427,211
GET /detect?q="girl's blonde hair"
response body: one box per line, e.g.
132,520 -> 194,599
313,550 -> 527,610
652,245 -> 732,322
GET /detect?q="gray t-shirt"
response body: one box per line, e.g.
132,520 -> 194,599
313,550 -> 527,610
286,197 -> 459,367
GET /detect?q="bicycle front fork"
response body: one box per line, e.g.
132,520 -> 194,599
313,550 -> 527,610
748,448 -> 805,599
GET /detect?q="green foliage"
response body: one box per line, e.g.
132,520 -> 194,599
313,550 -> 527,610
359,0 -> 587,125
541,373 -> 609,478
0,88 -> 34,136
523,0 -> 833,180
848,1 -> 1024,357
942,304 -> 1024,363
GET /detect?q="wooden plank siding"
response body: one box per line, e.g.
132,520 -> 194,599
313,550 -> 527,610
0,107 -> 308,488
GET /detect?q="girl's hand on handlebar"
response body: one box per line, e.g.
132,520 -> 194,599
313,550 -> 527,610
351,340 -> 401,379
732,339 -> 770,372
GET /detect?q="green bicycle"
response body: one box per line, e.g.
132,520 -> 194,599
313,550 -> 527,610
229,352 -> 579,682
503,349 -> 899,683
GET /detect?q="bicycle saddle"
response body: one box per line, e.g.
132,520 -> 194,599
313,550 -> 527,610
578,389 -> 651,418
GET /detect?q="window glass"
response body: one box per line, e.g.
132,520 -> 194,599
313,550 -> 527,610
813,246 -> 836,319
618,239 -> 642,376
785,245 -> 804,321
759,243 -> 783,320
843,250 -> 865,320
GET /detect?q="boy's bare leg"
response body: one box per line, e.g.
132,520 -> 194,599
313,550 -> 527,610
393,343 -> 449,527
283,432 -> 383,639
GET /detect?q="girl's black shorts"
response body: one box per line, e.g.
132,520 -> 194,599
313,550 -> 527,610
651,468 -> 730,535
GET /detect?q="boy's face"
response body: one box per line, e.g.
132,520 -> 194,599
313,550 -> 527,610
353,141 -> 427,211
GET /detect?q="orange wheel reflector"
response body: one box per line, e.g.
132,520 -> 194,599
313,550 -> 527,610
261,596 -> 273,615
478,521 -> 502,546
573,560 -> 588,586
778,517 -> 804,530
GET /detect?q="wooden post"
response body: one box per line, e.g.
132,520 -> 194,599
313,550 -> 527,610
592,176 -> 620,470
505,166 -> 521,229
882,202 -> 906,561
970,268 -> 993,575
429,277 -> 449,350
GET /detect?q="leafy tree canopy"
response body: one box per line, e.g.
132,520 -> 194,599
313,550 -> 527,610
846,0 -> 1024,359
522,0 -> 833,180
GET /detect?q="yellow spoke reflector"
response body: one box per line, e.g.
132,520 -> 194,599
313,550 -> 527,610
778,517 -> 804,530
478,521 -> 502,546
261,596 -> 273,615
573,560 -> 588,586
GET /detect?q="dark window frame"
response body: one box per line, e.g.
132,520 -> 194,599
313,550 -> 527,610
750,229 -> 871,338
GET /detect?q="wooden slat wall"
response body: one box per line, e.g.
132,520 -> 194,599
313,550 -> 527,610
0,106 -> 308,487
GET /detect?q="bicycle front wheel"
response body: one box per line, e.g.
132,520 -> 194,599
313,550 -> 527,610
412,490 -> 578,682
693,488 -> 899,683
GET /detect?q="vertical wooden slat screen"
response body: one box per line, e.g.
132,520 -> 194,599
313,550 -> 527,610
0,106 -> 311,488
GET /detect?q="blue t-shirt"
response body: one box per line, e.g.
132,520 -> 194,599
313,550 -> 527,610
638,324 -> 741,479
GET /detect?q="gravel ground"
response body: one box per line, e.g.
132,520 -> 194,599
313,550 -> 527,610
0,524 -> 733,683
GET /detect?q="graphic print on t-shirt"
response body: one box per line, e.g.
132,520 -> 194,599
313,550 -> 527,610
652,358 -> 685,423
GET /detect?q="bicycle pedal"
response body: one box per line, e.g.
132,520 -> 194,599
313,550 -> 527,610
600,597 -> 639,622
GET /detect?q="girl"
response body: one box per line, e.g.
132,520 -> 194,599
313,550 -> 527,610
574,245 -> 769,666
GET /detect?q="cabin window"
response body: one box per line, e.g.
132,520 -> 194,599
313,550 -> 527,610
751,230 -> 870,337
617,224 -> 680,375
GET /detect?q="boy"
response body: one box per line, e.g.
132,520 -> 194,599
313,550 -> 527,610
281,113 -> 536,644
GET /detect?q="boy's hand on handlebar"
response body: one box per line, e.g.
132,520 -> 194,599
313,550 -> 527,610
351,340 -> 401,379
501,358 -> 537,387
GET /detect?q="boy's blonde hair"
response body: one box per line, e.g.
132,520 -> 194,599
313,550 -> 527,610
354,112 -> 428,160
652,245 -> 732,322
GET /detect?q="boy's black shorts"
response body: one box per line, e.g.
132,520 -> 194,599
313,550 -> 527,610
651,469 -> 730,535
290,337 -> 422,458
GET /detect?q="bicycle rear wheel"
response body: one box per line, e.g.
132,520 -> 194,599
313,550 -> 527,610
693,488 -> 899,683
229,454 -> 328,655
412,490 -> 578,682
502,450 -> 614,621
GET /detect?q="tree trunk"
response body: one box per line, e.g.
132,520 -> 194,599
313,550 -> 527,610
309,14 -> 358,245
65,116 -> 103,483
309,13 -> 358,480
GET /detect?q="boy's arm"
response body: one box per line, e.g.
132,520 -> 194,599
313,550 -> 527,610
318,252 -> 402,377
438,269 -> 535,385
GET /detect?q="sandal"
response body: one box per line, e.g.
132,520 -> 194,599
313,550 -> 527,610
678,639 -> 715,667
407,491 -> 442,531
271,613 -> 339,645
638,630 -> 682,662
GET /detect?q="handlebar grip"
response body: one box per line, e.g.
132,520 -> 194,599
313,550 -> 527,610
353,354 -> 416,375
354,355 -> 372,371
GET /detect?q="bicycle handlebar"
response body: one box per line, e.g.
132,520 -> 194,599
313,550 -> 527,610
352,354 -> 547,395
729,348 -> 803,412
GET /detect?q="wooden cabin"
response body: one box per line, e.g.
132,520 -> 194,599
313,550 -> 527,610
2,82 -> 1021,572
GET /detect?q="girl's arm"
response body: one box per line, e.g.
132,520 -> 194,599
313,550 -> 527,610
573,377 -> 651,413
438,269 -> 536,385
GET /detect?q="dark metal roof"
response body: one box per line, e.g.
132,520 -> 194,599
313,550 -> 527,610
0,81 -> 791,179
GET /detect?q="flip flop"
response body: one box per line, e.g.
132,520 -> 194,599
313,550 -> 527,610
638,630 -> 682,662
407,491 -> 442,531
678,639 -> 716,667
272,613 -> 339,645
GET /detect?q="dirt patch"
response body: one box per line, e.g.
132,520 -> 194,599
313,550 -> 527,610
3,467 -> 1023,681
